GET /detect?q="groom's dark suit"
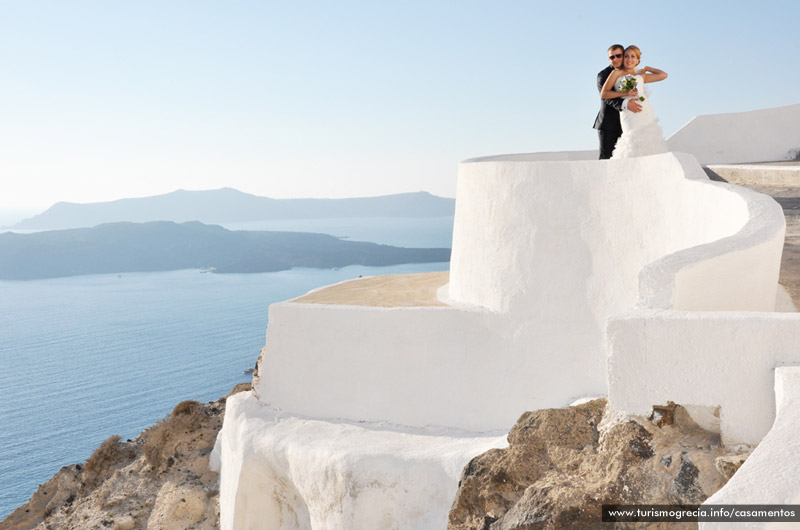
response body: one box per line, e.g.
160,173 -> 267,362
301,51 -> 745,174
593,65 -> 625,159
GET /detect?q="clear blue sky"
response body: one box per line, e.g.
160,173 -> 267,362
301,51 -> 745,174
2,0 -> 799,215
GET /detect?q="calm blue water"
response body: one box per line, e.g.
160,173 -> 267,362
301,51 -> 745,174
0,217 -> 453,519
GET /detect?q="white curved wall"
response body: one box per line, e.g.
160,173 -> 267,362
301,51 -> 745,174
635,156 -> 785,311
667,103 -> 800,165
448,152 -> 761,315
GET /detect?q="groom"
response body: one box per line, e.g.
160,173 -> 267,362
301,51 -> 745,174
594,43 -> 641,159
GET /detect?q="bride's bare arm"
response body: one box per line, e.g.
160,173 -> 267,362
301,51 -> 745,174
641,66 -> 667,83
600,71 -> 635,99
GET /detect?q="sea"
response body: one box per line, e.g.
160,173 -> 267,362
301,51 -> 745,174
0,216 -> 453,520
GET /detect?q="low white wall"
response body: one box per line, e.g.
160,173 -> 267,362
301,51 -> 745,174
256,303 -> 523,431
608,312 -> 800,446
667,103 -> 800,165
255,152 -> 783,432
258,296 -> 624,430
700,367 -> 800,529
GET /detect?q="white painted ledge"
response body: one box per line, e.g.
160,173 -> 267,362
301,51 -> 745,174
699,366 -> 800,530
213,392 -> 507,530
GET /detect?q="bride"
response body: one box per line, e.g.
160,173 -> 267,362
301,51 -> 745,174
600,45 -> 668,158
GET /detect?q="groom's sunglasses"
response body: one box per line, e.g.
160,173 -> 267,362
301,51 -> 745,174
609,53 -> 623,59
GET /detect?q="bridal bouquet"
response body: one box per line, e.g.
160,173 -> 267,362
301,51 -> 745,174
619,75 -> 646,102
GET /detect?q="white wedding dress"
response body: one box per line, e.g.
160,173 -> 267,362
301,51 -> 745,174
611,73 -> 668,158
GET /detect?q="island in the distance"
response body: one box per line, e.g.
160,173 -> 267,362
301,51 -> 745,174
7,188 -> 455,231
0,221 -> 450,280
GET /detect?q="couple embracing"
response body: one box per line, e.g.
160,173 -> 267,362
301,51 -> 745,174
594,44 -> 668,159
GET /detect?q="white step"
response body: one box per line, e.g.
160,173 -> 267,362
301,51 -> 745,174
706,163 -> 800,188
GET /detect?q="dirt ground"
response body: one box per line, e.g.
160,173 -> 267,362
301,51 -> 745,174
292,270 -> 449,307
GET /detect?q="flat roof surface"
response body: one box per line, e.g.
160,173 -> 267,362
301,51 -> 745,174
291,271 -> 450,307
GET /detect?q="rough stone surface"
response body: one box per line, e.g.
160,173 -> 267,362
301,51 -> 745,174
147,481 -> 212,530
1,385 -> 251,530
713,454 -> 748,481
448,399 -> 751,530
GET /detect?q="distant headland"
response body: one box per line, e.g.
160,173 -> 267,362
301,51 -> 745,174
6,188 -> 455,231
0,221 -> 450,280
